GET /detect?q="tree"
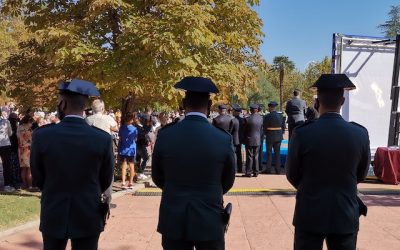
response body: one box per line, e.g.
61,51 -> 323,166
378,5 -> 400,37
0,14 -> 31,105
302,56 -> 331,102
2,0 -> 264,109
272,56 -> 295,110
246,69 -> 278,108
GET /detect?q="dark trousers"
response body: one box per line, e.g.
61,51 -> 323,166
162,236 -> 224,250
266,141 -> 281,174
288,121 -> 305,140
245,146 -> 260,175
258,145 -> 263,172
0,146 -> 12,186
235,145 -> 243,173
136,145 -> 149,173
42,234 -> 100,250
294,229 -> 357,250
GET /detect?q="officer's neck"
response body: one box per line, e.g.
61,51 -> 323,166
185,107 -> 207,116
65,110 -> 85,118
319,106 -> 341,116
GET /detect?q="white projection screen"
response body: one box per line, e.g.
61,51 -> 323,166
332,34 -> 397,153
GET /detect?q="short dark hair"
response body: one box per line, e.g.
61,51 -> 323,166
183,92 -> 210,110
20,115 -> 34,124
61,92 -> 88,112
124,112 -> 136,124
317,88 -> 344,110
293,89 -> 301,96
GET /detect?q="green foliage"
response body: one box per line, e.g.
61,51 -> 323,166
246,69 -> 278,107
378,5 -> 400,37
271,55 -> 295,110
1,0 -> 264,109
272,55 -> 295,71
262,56 -> 331,109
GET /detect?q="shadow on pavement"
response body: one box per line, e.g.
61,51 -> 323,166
361,195 -> 400,207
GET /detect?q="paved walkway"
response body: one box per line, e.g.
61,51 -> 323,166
1,176 -> 400,250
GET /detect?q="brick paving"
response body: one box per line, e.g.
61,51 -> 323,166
1,176 -> 400,250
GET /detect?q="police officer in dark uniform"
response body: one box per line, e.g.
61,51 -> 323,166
30,79 -> 114,250
263,101 -> 285,174
243,104 -> 263,177
285,89 -> 307,140
212,104 -> 233,133
232,104 -> 244,173
286,74 -> 371,250
257,104 -> 265,172
152,76 -> 236,250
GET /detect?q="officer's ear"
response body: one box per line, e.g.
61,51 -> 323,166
314,98 -> 320,112
340,97 -> 345,106
182,97 -> 187,110
207,99 -> 212,116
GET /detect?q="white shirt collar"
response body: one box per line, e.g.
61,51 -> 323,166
65,115 -> 84,119
186,112 -> 207,119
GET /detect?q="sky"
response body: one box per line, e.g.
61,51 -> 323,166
254,0 -> 399,71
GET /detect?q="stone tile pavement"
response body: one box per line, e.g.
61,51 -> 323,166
1,176 -> 400,250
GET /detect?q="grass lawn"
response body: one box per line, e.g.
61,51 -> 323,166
0,194 -> 40,231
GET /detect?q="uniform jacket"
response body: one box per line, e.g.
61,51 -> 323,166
231,117 -> 240,146
152,115 -> 236,241
30,117 -> 114,239
243,113 -> 263,147
212,114 -> 233,133
263,111 -> 285,143
285,97 -> 307,125
285,113 -> 370,234
234,115 -> 245,145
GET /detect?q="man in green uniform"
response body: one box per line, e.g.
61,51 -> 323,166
286,74 -> 370,250
152,76 -> 236,250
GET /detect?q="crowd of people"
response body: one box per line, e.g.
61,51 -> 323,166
0,89 -> 316,192
0,105 -> 60,192
0,75 -> 371,250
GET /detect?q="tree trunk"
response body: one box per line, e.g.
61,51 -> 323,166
279,67 -> 284,111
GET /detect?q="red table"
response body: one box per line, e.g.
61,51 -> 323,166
374,147 -> 400,185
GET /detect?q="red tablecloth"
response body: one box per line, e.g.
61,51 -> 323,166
374,147 -> 400,185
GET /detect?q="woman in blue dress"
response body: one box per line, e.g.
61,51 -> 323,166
118,112 -> 138,189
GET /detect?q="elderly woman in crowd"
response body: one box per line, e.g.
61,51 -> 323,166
17,115 -> 34,189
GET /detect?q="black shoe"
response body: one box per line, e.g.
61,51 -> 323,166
242,174 -> 252,178
252,173 -> 258,177
275,169 -> 281,175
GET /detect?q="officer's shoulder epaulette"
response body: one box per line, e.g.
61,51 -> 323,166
350,121 -> 368,131
296,120 -> 316,130
35,123 -> 56,131
91,125 -> 110,135
215,126 -> 231,137
159,120 -> 178,131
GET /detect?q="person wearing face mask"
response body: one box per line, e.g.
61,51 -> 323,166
30,79 -> 114,250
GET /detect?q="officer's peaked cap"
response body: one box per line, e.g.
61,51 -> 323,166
59,79 -> 100,97
174,76 -> 219,94
232,104 -> 242,112
268,101 -> 279,107
218,104 -> 227,110
250,104 -> 259,110
310,74 -> 356,91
